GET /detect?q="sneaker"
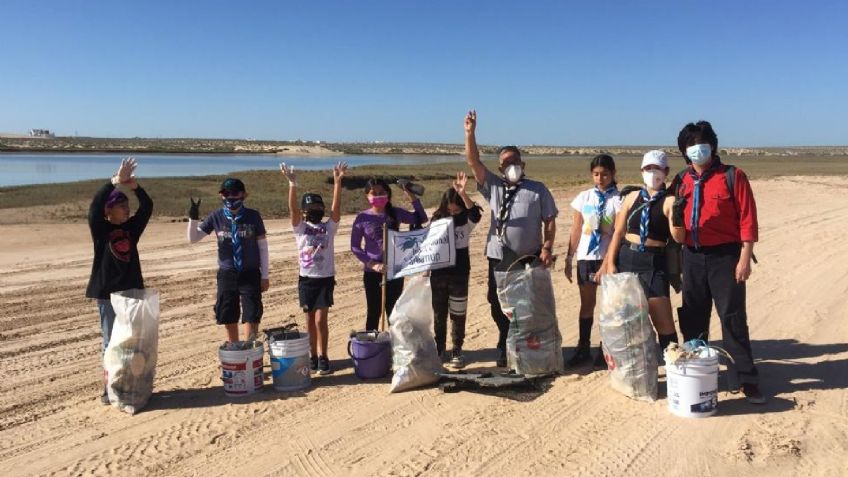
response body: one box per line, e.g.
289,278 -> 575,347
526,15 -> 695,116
317,356 -> 332,375
566,342 -> 592,367
593,346 -> 608,369
742,383 -> 766,404
100,390 -> 110,405
496,349 -> 507,368
448,350 -> 466,369
310,356 -> 319,373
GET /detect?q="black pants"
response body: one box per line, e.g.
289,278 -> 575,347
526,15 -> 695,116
487,258 -> 510,350
680,243 -> 758,385
431,273 -> 469,354
363,270 -> 404,331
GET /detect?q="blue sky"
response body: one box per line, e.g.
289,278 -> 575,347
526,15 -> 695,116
1,1 -> 845,146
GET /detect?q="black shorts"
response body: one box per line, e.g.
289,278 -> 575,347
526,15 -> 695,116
616,245 -> 669,298
298,276 -> 335,312
576,259 -> 604,286
215,269 -> 263,325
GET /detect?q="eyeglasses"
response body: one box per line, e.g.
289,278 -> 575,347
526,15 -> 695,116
221,190 -> 242,198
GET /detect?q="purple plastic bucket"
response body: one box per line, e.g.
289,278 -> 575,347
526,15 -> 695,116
348,336 -> 392,379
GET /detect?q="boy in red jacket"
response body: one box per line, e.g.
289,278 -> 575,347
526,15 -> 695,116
674,121 -> 764,404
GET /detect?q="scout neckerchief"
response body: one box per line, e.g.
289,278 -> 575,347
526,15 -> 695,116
687,159 -> 721,249
223,207 -> 244,271
496,176 -> 524,244
587,184 -> 618,254
638,187 -> 666,251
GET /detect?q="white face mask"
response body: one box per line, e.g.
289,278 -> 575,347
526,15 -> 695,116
504,164 -> 523,183
642,170 -> 666,190
686,144 -> 712,166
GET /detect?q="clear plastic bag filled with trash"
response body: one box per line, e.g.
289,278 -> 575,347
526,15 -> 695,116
104,289 -> 160,414
495,261 -> 564,376
599,273 -> 657,401
389,275 -> 444,392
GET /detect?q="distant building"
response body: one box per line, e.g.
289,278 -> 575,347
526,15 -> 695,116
29,129 -> 55,138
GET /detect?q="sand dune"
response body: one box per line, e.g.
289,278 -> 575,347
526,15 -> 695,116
1,176 -> 846,476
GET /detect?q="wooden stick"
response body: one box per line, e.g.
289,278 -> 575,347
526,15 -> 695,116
379,223 -> 388,331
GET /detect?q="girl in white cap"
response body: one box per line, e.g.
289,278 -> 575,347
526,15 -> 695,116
598,150 -> 685,356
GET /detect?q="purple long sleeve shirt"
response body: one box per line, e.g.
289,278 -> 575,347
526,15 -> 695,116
350,200 -> 428,268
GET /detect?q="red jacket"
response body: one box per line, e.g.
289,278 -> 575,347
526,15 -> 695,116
677,162 -> 758,247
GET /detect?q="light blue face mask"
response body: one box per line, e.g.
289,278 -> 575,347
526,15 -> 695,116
686,144 -> 712,166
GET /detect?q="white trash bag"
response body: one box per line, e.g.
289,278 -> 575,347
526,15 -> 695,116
104,288 -> 160,414
599,273 -> 657,401
389,276 -> 444,392
496,262 -> 564,376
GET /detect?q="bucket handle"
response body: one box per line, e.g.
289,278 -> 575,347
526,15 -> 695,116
348,339 -> 389,361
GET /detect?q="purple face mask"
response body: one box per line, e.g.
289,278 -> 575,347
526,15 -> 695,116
368,195 -> 389,208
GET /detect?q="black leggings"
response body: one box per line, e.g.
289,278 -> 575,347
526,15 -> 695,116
430,273 -> 469,353
363,270 -> 404,331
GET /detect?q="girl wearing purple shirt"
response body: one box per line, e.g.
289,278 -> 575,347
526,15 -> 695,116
351,178 -> 428,330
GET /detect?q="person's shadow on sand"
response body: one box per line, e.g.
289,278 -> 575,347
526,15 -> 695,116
706,338 -> 848,416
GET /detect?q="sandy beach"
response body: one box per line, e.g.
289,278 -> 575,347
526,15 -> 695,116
1,176 -> 846,476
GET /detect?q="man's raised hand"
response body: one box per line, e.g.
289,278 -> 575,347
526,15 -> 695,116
464,110 -> 476,134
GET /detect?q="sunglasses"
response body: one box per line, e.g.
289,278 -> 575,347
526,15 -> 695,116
221,190 -> 243,198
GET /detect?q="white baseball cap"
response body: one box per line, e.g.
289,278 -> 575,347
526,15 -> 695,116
641,150 -> 668,169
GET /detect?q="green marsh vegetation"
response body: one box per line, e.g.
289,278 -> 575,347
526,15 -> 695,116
2,154 -> 846,221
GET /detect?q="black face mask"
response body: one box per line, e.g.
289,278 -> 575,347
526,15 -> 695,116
305,210 -> 325,223
452,210 -> 468,226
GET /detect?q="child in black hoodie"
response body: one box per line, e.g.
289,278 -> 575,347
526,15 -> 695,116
85,157 -> 153,404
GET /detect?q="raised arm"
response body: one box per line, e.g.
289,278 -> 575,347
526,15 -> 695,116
88,182 -> 115,235
128,181 -> 153,237
331,161 -> 347,223
464,110 -> 488,186
280,163 -> 300,227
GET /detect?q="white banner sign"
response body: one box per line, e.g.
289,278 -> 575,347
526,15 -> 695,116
386,218 -> 456,280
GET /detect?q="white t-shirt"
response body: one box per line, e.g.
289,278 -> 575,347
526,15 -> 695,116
570,187 -> 622,261
293,219 -> 338,278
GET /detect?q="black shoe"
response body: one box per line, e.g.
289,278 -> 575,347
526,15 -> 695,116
310,356 -> 319,373
317,356 -> 332,375
100,391 -> 110,405
448,349 -> 466,369
742,383 -> 766,404
496,349 -> 507,368
567,342 -> 592,367
593,346 -> 608,369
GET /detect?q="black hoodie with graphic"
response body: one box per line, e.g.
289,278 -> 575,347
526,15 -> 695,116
85,182 -> 153,300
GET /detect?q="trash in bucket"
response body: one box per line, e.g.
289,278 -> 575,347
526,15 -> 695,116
664,341 -> 723,418
265,325 -> 311,392
348,330 -> 392,379
219,340 -> 264,397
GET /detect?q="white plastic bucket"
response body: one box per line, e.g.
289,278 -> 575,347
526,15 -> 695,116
666,351 -> 719,418
269,333 -> 311,391
219,342 -> 264,397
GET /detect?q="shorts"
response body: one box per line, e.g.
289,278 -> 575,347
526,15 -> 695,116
298,275 -> 335,312
215,268 -> 263,325
576,259 -> 604,286
616,244 -> 669,298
